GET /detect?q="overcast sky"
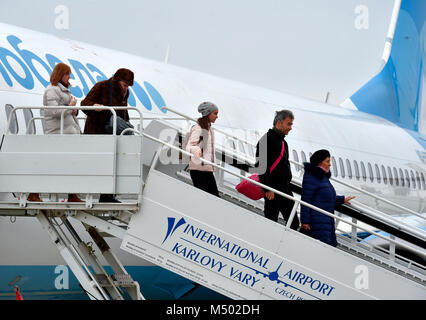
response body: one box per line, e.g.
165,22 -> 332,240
0,0 -> 394,104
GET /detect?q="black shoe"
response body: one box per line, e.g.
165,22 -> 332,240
99,194 -> 121,203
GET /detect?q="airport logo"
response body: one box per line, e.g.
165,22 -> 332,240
162,216 -> 187,244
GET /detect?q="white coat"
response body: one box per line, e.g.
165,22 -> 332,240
43,83 -> 81,134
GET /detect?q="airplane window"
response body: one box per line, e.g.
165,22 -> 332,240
421,172 -> 425,190
228,139 -> 236,150
5,104 -> 18,134
248,145 -> 254,157
238,141 -> 245,154
339,158 -> 345,178
381,165 -> 387,184
346,159 -> 352,179
399,168 -> 405,187
353,160 -> 360,180
405,169 -> 410,188
416,172 -> 421,189
375,164 -> 381,183
393,167 -> 399,186
387,166 -> 393,186
360,161 -> 367,181
23,108 -> 36,134
368,163 -> 374,182
292,150 -> 300,172
410,170 -> 416,189
331,156 -> 338,177
301,151 -> 307,163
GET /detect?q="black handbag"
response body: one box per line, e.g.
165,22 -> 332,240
104,80 -> 134,135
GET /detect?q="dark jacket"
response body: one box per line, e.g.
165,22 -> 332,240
81,78 -> 130,134
256,128 -> 292,193
300,162 -> 345,247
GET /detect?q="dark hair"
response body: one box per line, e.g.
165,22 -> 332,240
113,68 -> 134,86
310,149 -> 331,166
197,116 -> 211,130
273,109 -> 294,126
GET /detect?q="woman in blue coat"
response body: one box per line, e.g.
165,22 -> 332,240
300,150 -> 355,246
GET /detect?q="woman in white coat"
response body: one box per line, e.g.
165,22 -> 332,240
186,102 -> 220,197
27,63 -> 82,202
43,63 -> 80,134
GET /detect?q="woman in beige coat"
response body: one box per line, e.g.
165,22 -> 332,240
43,63 -> 80,134
186,102 -> 219,197
27,63 -> 82,202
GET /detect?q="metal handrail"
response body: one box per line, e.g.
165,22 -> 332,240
130,128 -> 426,260
7,106 -> 117,136
59,106 -> 143,136
129,116 -> 184,121
161,106 -> 257,147
160,106 -> 424,220
118,127 -> 144,204
156,109 -> 256,165
289,159 -> 425,220
26,115 -> 169,133
6,106 -> 145,197
335,226 -> 426,273
26,116 -> 44,134
7,107 -> 425,258
120,128 -> 139,136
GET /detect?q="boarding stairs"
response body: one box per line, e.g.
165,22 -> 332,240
0,106 -> 425,300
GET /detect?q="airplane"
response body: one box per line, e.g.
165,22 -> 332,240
0,0 -> 424,300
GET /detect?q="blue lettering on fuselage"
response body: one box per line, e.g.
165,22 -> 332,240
0,35 -> 166,112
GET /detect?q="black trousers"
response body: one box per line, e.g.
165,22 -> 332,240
190,170 -> 219,197
264,191 -> 299,230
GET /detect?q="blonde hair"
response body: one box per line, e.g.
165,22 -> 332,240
50,63 -> 71,86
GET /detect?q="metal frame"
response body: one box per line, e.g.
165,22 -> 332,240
3,107 -> 425,260
6,106 -> 145,200
37,210 -> 144,300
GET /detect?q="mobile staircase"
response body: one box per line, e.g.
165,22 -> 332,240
0,106 -> 425,300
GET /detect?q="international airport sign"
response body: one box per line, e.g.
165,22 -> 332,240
120,170 -> 379,300
121,205 -> 340,300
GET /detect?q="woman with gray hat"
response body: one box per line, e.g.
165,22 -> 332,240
185,102 -> 220,197
300,149 -> 355,246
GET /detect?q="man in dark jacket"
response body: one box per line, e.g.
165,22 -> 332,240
81,68 -> 134,202
81,68 -> 134,134
256,110 -> 299,230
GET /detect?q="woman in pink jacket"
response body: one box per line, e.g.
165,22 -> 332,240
186,102 -> 219,197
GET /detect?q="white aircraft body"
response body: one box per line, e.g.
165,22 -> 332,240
0,0 -> 424,299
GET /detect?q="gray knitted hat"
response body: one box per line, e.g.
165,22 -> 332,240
198,101 -> 218,117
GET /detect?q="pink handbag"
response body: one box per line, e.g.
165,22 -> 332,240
236,141 -> 285,200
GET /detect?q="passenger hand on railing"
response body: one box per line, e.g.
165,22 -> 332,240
344,196 -> 355,204
301,224 -> 311,231
69,96 -> 77,106
265,191 -> 274,200
94,104 -> 104,111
